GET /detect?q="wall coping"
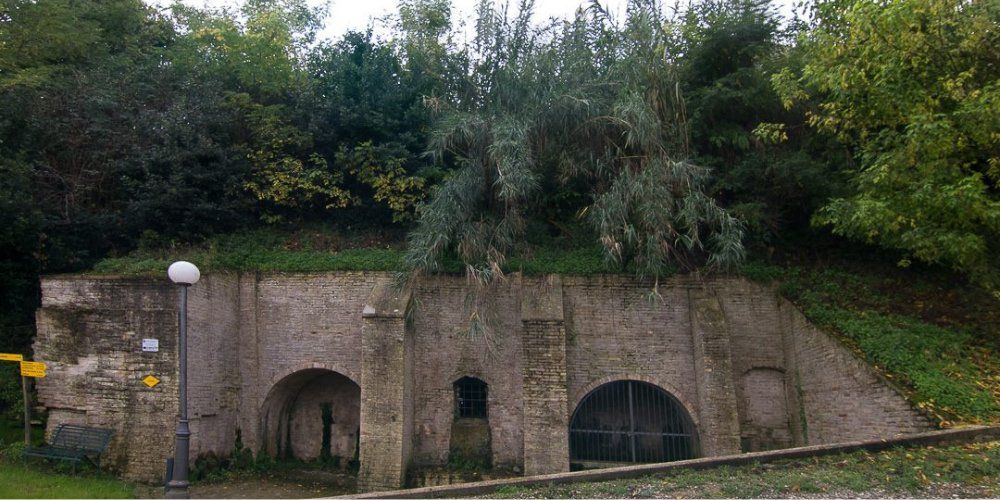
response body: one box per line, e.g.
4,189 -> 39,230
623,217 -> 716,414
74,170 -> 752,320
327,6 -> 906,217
42,271 -> 770,286
342,426 -> 1000,499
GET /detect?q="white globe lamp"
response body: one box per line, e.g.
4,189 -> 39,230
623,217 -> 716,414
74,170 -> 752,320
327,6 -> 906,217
167,261 -> 200,285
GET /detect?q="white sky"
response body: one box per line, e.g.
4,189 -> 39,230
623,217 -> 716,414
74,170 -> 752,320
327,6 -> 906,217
144,0 -> 800,42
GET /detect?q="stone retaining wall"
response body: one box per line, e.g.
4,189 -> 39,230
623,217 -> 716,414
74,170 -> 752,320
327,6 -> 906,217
33,273 -> 934,488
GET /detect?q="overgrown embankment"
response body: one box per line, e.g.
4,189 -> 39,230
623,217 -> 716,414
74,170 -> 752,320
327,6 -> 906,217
88,227 -> 621,276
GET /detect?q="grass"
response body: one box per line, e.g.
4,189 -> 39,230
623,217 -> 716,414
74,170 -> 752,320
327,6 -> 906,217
90,227 -> 408,276
0,462 -> 134,498
89,227 -> 624,277
484,441 -> 1000,498
0,420 -> 133,498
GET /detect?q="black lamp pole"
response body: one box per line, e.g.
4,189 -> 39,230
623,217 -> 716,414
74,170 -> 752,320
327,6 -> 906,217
165,283 -> 191,499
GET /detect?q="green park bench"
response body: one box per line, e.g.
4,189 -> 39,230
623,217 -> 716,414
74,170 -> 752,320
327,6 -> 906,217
23,424 -> 114,473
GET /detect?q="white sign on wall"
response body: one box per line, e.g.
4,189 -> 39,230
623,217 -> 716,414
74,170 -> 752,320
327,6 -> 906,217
141,338 -> 159,353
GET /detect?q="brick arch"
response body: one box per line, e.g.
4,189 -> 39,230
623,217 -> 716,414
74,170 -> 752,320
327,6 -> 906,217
266,362 -> 360,390
569,374 -> 701,430
739,365 -> 785,376
259,365 -> 361,461
449,367 -> 488,384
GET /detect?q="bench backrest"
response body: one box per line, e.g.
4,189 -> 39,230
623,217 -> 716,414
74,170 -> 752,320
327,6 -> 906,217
50,424 -> 114,453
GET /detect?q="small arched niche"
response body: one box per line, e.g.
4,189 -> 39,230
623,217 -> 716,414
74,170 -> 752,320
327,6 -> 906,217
740,367 -> 793,451
260,369 -> 360,465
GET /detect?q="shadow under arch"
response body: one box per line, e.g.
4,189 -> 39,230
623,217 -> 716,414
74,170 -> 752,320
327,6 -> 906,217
259,368 -> 361,464
569,379 -> 699,469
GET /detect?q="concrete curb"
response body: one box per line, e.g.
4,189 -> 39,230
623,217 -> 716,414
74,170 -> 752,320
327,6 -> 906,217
340,426 -> 999,499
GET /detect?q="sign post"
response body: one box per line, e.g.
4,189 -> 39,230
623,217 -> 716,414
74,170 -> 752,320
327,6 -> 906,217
21,374 -> 30,445
18,361 -> 46,446
19,361 -> 46,378
19,360 -> 46,446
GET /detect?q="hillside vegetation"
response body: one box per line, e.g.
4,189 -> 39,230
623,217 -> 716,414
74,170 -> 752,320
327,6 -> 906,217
1,0 -> 996,428
743,258 -> 998,426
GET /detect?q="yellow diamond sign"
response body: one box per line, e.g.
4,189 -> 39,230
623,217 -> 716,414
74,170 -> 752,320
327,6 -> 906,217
142,375 -> 160,388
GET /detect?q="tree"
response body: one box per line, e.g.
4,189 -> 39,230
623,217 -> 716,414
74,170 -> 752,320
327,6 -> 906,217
307,30 -> 433,223
171,0 -> 345,222
404,0 -> 745,286
678,0 -> 845,244
774,0 -> 1000,291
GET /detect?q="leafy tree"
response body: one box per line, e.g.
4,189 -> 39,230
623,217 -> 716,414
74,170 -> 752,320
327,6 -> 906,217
307,30 -> 434,224
171,0 -> 342,222
774,0 -> 1000,291
335,142 -> 427,222
678,0 -> 845,244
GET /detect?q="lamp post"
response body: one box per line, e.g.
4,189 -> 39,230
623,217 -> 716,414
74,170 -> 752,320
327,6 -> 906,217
165,261 -> 200,499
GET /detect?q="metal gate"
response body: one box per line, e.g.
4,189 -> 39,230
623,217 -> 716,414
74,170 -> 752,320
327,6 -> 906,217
569,380 -> 696,467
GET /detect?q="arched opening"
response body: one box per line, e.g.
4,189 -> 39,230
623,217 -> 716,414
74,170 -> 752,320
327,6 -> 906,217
454,376 -> 488,419
260,369 -> 361,466
449,376 -> 492,467
569,380 -> 697,468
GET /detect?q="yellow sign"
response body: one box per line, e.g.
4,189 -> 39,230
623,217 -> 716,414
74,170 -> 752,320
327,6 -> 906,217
142,375 -> 160,388
0,353 -> 23,362
20,361 -> 46,378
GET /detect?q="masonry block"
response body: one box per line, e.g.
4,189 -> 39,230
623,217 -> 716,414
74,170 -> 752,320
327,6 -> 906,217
358,280 -> 414,492
689,289 -> 741,456
521,275 -> 569,476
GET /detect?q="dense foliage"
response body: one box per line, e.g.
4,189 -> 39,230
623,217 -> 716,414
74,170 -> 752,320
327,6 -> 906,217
0,0 -> 996,417
775,0 -> 999,290
404,0 -> 747,290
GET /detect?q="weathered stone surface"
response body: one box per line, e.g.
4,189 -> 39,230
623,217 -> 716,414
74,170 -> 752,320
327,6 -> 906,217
689,289 -> 741,456
521,275 -> 568,476
408,276 -> 524,473
33,273 -> 933,487
448,418 -> 492,466
358,279 -> 414,492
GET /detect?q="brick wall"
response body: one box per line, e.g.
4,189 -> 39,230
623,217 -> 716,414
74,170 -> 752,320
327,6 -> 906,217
358,281 -> 414,492
562,276 -> 701,437
33,272 -> 934,486
715,281 -> 794,450
408,277 -> 524,471
521,275 -> 568,476
235,272 -> 376,454
781,303 -> 933,442
186,274 -> 241,461
688,290 -> 742,456
35,276 -> 215,480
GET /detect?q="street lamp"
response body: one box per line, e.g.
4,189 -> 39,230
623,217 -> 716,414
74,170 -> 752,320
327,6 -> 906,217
165,261 -> 199,499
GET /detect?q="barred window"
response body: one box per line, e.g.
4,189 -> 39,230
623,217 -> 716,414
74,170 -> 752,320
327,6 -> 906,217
454,377 -> 488,419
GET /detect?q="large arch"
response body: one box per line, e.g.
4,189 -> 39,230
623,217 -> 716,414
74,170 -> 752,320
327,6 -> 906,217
259,368 -> 361,465
569,379 -> 699,468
